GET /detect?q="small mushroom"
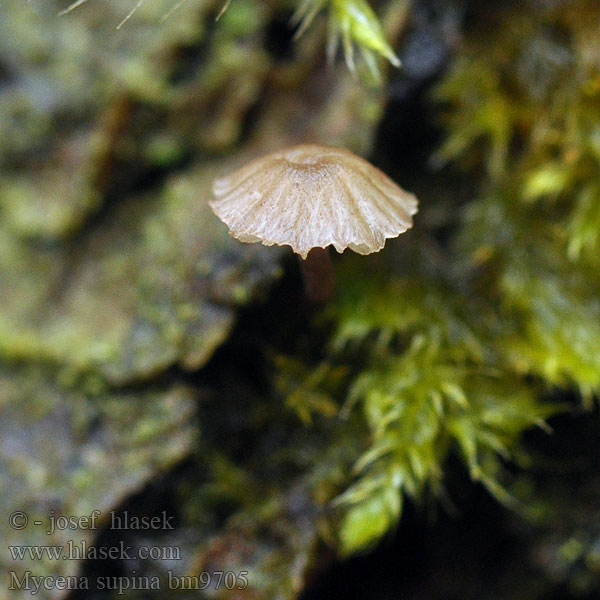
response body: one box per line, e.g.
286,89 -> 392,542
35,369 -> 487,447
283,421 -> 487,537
210,144 -> 418,304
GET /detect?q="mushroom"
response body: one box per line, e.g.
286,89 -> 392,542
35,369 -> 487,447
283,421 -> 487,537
210,144 -> 418,304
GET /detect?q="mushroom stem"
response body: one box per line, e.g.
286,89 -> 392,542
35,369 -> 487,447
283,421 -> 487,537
299,247 -> 335,306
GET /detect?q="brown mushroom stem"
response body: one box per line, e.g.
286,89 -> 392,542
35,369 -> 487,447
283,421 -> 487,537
300,247 -> 335,306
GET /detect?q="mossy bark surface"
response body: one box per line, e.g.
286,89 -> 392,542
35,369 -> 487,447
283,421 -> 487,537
1,1 -> 600,599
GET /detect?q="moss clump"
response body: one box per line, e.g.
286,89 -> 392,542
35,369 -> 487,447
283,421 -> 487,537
277,0 -> 600,561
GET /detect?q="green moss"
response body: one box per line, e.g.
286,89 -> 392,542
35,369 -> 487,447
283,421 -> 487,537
292,0 -> 401,79
277,1 -> 600,558
437,1 -> 600,399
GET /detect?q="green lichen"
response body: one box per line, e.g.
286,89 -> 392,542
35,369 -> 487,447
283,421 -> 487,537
0,169 -> 278,385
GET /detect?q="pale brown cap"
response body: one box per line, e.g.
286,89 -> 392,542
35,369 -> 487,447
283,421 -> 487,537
210,144 -> 418,259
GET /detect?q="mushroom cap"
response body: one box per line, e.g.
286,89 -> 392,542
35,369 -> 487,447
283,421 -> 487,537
210,144 -> 418,259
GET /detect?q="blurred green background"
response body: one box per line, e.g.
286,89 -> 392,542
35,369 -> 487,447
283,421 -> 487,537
1,0 -> 599,598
